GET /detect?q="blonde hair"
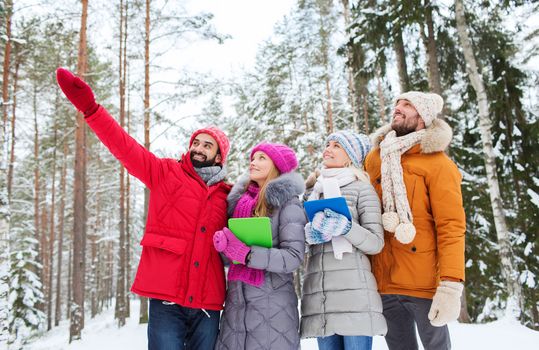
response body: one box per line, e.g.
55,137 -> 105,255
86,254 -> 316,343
343,158 -> 370,183
253,165 -> 281,217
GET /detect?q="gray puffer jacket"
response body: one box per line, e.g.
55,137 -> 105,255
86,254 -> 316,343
300,178 -> 387,338
215,172 -> 307,350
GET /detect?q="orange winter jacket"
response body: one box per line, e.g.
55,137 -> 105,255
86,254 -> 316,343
365,119 -> 466,299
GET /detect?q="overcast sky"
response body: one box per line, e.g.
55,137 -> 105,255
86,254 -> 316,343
178,0 -> 295,78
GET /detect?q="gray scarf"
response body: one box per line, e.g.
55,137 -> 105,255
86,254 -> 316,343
194,165 -> 227,186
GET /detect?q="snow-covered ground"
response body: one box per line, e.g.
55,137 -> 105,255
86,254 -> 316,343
25,300 -> 539,350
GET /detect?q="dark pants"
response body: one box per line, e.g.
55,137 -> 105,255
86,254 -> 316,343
148,299 -> 220,350
382,294 -> 451,350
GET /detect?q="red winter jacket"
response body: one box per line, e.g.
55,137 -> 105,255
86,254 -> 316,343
85,106 -> 231,310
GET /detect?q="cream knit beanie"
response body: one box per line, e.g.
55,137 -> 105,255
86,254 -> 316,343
396,91 -> 444,127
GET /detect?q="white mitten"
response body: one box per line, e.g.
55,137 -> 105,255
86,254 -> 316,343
428,281 -> 464,327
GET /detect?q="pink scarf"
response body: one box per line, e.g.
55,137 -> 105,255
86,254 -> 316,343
228,183 -> 265,287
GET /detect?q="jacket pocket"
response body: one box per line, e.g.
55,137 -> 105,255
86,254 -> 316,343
133,232 -> 187,295
389,232 -> 436,290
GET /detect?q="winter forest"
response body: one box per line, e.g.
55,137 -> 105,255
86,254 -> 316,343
0,0 -> 538,348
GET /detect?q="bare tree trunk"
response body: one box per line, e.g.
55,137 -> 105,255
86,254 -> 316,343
47,102 -> 59,330
361,91 -> 369,134
393,27 -> 409,93
125,61 -> 132,318
341,0 -> 359,131
421,0 -> 443,96
458,287 -> 472,323
41,205 -> 49,314
0,3 -> 15,331
325,77 -> 334,134
55,139 -> 68,326
375,66 -> 389,123
455,0 -> 522,320
67,239 -> 72,320
70,0 -> 89,342
7,55 -> 20,203
108,241 -> 114,305
33,87 -> 42,309
140,0 -> 151,324
2,0 -> 12,138
391,0 -> 410,93
89,231 -> 97,318
115,0 -> 127,327
420,0 -> 451,121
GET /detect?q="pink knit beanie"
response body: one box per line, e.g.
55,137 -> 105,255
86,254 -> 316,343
250,142 -> 298,174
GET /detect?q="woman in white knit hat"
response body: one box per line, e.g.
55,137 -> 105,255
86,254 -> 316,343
300,131 -> 387,350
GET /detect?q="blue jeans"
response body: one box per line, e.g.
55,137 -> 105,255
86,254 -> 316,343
317,334 -> 373,350
148,299 -> 220,350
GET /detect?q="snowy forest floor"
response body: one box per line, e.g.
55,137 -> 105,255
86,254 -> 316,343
25,300 -> 539,350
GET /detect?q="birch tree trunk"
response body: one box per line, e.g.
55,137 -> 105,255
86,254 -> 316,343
139,0 -> 151,324
70,0 -> 89,341
455,0 -> 522,320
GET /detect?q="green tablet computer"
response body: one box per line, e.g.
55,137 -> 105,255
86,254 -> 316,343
228,217 -> 273,264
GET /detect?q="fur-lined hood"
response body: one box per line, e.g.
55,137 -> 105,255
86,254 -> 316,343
227,172 -> 305,217
370,118 -> 453,154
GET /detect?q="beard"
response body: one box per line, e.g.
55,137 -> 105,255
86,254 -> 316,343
190,151 -> 218,168
391,113 -> 420,137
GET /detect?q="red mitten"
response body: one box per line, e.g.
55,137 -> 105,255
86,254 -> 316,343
56,68 -> 98,117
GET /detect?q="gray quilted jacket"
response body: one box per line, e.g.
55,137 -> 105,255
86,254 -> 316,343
300,178 -> 387,338
215,172 -> 307,350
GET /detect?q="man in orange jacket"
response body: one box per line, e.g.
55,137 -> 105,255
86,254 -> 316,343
365,91 -> 466,350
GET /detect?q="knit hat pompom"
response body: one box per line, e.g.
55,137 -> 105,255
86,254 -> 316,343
382,212 -> 400,232
250,142 -> 298,174
394,223 -> 416,244
396,91 -> 444,127
326,131 -> 372,167
189,127 -> 230,164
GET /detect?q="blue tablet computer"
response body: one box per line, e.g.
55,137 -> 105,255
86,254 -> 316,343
303,197 -> 352,222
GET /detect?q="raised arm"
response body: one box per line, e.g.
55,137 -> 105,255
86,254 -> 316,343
56,68 -> 164,189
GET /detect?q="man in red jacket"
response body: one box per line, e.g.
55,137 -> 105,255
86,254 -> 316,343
56,68 -> 231,350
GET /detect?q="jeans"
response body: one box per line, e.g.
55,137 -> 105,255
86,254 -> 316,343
148,299 -> 220,350
317,334 -> 373,350
382,294 -> 451,350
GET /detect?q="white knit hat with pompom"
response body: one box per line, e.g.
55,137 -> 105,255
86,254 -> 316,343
396,91 -> 444,127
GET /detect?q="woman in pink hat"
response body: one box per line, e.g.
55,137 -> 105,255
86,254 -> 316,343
213,142 -> 307,350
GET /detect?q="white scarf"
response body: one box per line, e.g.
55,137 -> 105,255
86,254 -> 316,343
379,130 -> 425,244
308,167 -> 357,259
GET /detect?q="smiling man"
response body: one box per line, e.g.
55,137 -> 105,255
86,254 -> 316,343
364,91 -> 466,350
56,68 -> 231,350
